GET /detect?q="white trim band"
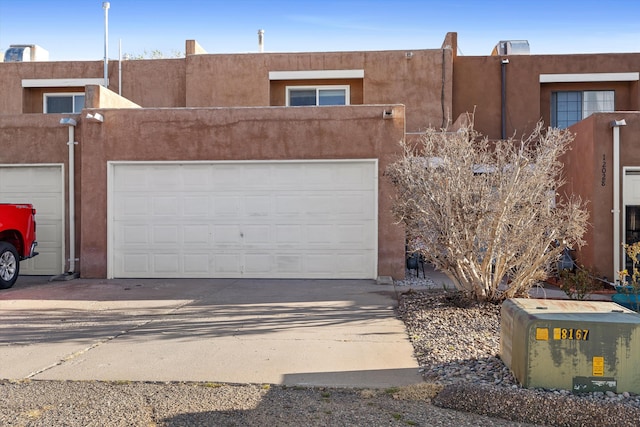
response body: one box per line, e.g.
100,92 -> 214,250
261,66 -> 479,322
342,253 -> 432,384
22,78 -> 105,88
539,72 -> 639,83
269,69 -> 364,80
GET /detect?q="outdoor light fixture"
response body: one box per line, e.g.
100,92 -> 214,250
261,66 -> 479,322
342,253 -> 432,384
86,112 -> 104,123
405,52 -> 414,59
59,117 -> 77,126
383,109 -> 394,119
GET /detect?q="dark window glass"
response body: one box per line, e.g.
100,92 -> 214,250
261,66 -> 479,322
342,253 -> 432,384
46,96 -> 73,114
289,89 -> 317,106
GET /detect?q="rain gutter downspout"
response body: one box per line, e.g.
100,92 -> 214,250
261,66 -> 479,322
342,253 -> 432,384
501,58 -> 509,139
612,119 -> 627,282
59,117 -> 78,276
68,125 -> 76,273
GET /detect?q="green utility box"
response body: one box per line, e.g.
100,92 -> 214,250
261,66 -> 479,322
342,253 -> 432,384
501,298 -> 640,393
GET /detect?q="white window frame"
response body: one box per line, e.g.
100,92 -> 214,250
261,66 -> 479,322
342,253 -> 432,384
43,92 -> 85,114
286,85 -> 350,107
551,90 -> 614,129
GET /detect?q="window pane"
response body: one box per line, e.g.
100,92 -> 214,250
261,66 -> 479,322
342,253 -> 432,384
552,91 -> 582,129
73,95 -> 85,113
46,96 -> 73,114
583,90 -> 614,118
318,89 -> 346,105
289,89 -> 317,106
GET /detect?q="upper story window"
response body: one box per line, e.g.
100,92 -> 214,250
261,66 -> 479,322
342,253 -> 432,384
286,86 -> 349,106
551,90 -> 614,129
44,93 -> 85,114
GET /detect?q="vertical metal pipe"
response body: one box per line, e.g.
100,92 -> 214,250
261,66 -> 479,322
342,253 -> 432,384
118,38 -> 122,96
67,125 -> 76,273
258,29 -> 264,53
501,58 -> 508,139
612,120 -> 626,281
103,2 -> 110,87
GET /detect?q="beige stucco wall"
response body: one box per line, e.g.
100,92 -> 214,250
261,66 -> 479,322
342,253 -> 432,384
0,46 -> 452,133
0,61 -> 104,114
78,104 -> 407,279
184,49 -> 452,132
85,85 -> 141,109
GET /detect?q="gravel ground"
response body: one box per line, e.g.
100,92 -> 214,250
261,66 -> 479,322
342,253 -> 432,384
0,380 -> 534,426
396,272 -> 640,427
1,272 -> 638,426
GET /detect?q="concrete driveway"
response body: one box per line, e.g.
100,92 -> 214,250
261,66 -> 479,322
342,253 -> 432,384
0,276 -> 422,388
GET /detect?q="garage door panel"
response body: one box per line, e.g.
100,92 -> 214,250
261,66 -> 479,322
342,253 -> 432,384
306,196 -> 333,215
184,196 -> 210,216
152,196 -> 180,216
121,253 -> 150,273
306,254 -> 334,273
241,166 -> 272,188
0,167 -> 61,193
184,225 -> 211,244
0,165 -> 64,276
277,254 -> 302,273
117,224 -> 149,244
184,253 -> 210,273
28,251 -> 60,274
214,253 -> 242,274
244,255 -> 272,274
337,224 -> 370,245
182,166 -> 212,189
114,168 -> 149,191
274,225 -> 300,244
117,195 -> 149,217
215,197 -> 241,216
152,225 -> 179,244
244,225 -> 271,244
307,225 -> 333,244
153,254 -> 179,273
245,196 -> 270,216
111,161 -> 377,279
213,225 -> 242,244
337,253 -> 373,274
34,223 -> 60,247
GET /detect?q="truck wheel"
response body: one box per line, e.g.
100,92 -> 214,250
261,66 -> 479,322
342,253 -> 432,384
0,242 -> 19,289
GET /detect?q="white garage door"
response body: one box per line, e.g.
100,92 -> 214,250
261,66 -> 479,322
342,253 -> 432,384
110,161 -> 378,279
0,165 -> 64,275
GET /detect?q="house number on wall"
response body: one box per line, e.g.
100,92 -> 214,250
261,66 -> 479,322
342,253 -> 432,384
601,154 -> 606,187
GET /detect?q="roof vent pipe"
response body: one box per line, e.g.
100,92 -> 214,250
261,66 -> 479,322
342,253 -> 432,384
103,2 -> 110,87
258,29 -> 264,53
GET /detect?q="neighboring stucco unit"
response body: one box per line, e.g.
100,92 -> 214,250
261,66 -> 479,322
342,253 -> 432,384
454,53 -> 640,139
0,114 -> 77,273
563,113 -> 640,281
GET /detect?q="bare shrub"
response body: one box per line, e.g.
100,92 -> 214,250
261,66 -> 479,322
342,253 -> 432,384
387,117 -> 588,302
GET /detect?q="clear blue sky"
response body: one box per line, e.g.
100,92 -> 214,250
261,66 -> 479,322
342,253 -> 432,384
0,0 -> 638,61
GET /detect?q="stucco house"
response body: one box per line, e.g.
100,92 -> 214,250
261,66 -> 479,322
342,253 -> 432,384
1,32 -> 639,283
0,34 -> 457,281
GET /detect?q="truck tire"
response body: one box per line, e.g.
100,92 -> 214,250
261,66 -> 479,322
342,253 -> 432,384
0,242 -> 19,289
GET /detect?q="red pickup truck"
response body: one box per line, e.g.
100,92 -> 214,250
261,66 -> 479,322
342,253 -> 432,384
0,204 -> 38,289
